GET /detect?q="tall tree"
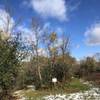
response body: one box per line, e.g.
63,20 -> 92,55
30,18 -> 43,87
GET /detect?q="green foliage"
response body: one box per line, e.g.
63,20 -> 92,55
0,33 -> 25,98
41,62 -> 71,88
53,62 -> 70,82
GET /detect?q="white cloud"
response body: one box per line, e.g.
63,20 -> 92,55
30,0 -> 67,21
0,9 -> 14,34
85,22 -> 100,46
22,0 -> 80,21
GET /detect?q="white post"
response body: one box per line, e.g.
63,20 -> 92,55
52,78 -> 57,99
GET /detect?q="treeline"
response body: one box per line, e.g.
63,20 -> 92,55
74,56 -> 100,82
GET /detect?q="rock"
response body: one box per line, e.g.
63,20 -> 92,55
43,88 -> 100,100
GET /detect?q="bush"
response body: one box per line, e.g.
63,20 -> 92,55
41,62 -> 71,88
50,62 -> 71,82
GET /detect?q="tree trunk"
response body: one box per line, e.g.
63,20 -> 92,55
36,46 -> 42,86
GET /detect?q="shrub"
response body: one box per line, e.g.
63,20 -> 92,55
41,62 -> 71,88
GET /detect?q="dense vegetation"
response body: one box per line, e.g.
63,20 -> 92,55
0,33 -> 26,99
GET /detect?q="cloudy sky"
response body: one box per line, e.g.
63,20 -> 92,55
0,0 -> 100,60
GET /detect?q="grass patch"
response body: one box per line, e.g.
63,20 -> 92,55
65,78 -> 90,91
24,90 -> 49,100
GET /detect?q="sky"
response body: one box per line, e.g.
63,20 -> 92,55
0,0 -> 100,60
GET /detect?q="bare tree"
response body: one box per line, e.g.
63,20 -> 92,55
31,18 -> 43,86
60,33 -> 70,62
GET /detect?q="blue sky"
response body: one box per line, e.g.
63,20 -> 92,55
0,0 -> 100,60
